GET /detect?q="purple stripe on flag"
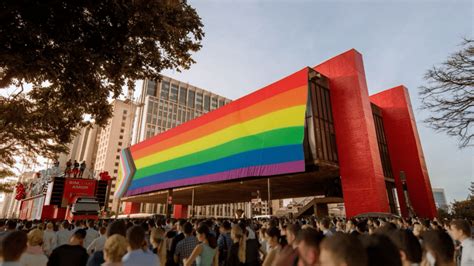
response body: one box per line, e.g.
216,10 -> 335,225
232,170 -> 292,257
125,160 -> 305,196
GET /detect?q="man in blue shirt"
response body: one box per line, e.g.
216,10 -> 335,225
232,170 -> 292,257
122,225 -> 160,266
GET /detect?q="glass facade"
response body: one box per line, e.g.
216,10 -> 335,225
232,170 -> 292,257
204,95 -> 210,111
161,81 -> 170,100
141,78 -> 230,142
179,87 -> 187,105
146,80 -> 157,96
170,84 -> 179,102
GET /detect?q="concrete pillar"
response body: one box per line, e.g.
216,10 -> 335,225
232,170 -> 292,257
314,49 -> 390,217
370,86 -> 437,218
316,203 -> 329,217
123,202 -> 140,215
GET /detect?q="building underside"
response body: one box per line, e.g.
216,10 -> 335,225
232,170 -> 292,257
122,164 -> 341,206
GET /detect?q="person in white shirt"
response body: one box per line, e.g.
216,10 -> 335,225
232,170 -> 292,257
450,219 -> 474,266
319,218 -> 334,237
87,226 -> 107,254
56,221 -> 72,247
84,221 -> 99,248
43,222 -> 57,256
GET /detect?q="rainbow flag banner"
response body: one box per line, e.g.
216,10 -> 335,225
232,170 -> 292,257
115,68 -> 310,198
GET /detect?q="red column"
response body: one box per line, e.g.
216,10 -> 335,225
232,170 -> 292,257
314,49 -> 390,217
173,205 -> 188,219
123,202 -> 140,214
370,86 -> 437,218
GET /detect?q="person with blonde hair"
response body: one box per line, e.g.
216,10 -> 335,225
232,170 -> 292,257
19,229 -> 48,266
102,234 -> 128,266
150,228 -> 167,266
43,222 -> 57,256
226,225 -> 246,266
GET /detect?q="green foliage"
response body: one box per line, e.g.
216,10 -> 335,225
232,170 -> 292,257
437,208 -> 451,220
451,198 -> 474,220
0,0 -> 204,187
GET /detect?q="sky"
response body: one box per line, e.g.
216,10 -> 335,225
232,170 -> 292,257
155,0 -> 473,203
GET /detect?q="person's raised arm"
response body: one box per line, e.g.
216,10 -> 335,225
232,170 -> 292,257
184,244 -> 203,266
213,250 -> 219,266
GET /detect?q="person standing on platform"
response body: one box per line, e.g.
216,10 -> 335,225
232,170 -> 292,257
72,160 -> 80,178
79,161 -> 86,178
65,159 -> 72,177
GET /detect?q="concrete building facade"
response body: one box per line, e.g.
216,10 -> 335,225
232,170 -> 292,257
432,188 -> 449,211
94,99 -> 137,212
130,76 -> 230,214
57,125 -> 100,179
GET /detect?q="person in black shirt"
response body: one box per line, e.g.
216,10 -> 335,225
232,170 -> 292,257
48,229 -> 89,266
227,225 -> 246,266
167,220 -> 186,266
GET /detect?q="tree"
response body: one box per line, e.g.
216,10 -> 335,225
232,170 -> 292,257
419,38 -> 474,148
451,198 -> 474,220
0,0 -> 204,185
437,207 -> 451,220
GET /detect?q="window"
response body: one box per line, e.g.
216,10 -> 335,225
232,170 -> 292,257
195,92 -> 203,110
117,149 -> 121,152
211,97 -> 218,110
179,87 -> 187,105
118,142 -> 122,146
121,122 -> 125,127
120,129 -> 124,133
146,80 -> 157,96
204,95 -> 210,111
123,110 -> 127,114
187,90 -> 195,108
114,169 -> 118,174
122,116 -> 126,120
219,99 -> 225,107
160,81 -> 170,100
119,135 -> 123,140
170,84 -> 178,102
116,155 -> 120,159
115,162 -> 119,166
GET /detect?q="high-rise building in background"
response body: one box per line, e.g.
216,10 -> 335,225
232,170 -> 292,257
94,99 -> 137,212
432,188 -> 449,211
57,125 -> 100,178
133,76 -> 231,144
131,76 -> 231,214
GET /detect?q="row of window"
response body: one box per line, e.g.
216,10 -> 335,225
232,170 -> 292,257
146,80 -> 229,111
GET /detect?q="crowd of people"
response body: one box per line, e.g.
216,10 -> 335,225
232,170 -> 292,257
0,216 -> 472,266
